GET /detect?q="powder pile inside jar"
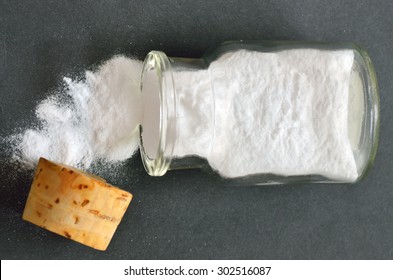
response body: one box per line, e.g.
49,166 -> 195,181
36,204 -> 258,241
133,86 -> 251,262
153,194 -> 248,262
171,49 -> 360,181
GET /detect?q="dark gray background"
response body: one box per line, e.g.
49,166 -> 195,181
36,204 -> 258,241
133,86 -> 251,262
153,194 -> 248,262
1,0 -> 392,259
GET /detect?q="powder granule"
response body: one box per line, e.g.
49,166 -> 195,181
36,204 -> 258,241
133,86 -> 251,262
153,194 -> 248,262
9,56 -> 142,170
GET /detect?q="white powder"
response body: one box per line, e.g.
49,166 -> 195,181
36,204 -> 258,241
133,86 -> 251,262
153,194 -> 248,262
8,48 -> 359,182
174,70 -> 214,159
173,49 -> 358,181
9,56 -> 142,171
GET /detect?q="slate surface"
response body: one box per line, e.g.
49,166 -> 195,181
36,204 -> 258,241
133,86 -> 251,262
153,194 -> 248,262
1,0 -> 392,259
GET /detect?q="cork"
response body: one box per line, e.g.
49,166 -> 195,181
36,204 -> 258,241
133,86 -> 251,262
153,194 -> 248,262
22,157 -> 132,251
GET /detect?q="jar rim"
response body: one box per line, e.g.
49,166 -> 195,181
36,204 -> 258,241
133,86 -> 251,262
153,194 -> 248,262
139,51 -> 177,176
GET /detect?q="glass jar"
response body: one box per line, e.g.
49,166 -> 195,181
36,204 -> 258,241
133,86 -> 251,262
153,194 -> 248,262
139,41 -> 379,185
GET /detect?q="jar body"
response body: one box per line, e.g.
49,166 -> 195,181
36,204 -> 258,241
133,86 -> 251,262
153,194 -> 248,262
139,41 -> 379,185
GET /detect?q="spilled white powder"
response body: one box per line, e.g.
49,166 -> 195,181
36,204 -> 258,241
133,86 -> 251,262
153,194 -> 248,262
9,49 -> 359,182
9,56 -> 142,170
172,49 -> 358,181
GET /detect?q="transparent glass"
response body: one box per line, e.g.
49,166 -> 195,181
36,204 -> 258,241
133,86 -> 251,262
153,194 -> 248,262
139,41 -> 379,185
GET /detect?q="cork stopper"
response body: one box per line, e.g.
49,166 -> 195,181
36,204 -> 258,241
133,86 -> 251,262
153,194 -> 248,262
22,158 -> 132,251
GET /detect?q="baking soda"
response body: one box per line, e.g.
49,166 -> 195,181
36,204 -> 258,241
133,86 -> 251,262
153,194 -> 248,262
8,49 -> 358,181
173,49 -> 358,181
9,56 -> 142,170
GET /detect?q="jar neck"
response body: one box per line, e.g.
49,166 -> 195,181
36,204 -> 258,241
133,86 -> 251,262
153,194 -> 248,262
171,64 -> 214,159
139,51 -> 214,176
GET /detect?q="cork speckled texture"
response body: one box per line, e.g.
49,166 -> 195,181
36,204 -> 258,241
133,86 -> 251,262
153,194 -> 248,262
22,158 -> 132,251
0,0 -> 392,259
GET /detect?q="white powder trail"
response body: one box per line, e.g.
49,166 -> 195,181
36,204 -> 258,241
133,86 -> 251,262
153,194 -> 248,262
8,56 -> 142,171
